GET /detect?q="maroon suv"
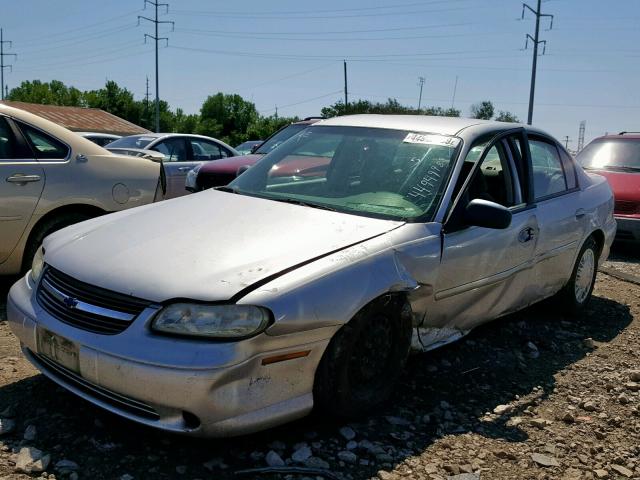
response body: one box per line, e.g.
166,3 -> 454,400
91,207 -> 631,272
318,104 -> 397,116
187,117 -> 320,192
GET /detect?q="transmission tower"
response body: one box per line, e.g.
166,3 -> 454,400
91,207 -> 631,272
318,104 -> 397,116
417,76 -> 425,112
0,28 -> 18,101
577,120 -> 586,152
522,1 -> 553,125
138,1 -> 174,133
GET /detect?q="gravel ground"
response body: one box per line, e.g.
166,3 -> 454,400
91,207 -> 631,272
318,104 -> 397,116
603,244 -> 640,280
0,246 -> 638,480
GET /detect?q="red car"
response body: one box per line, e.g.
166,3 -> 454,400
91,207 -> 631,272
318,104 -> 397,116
576,132 -> 640,242
186,117 -> 321,192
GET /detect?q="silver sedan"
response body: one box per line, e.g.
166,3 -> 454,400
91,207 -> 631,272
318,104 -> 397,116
7,115 -> 616,437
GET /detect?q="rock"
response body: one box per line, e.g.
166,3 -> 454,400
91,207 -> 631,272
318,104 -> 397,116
346,440 -> 358,450
583,338 -> 596,349
618,393 -> 631,404
203,457 -> 226,471
339,426 -> 356,441
0,406 -> 15,418
531,453 -> 559,467
562,412 -> 575,423
444,464 -> 461,475
0,418 -> 15,436
611,465 -> 633,478
23,425 -> 37,441
494,450 -> 517,460
70,472 -> 79,480
55,459 -> 79,472
624,382 -> 640,392
265,450 -> 285,467
120,475 -> 134,480
582,401 -> 598,412
530,418 -> 549,429
493,404 -> 512,415
175,465 -> 187,474
378,471 -> 399,480
629,370 -> 640,382
338,450 -> 358,464
526,341 -> 540,358
593,470 -> 608,479
305,456 -> 330,469
291,446 -> 312,463
14,447 -> 51,473
385,416 -> 410,426
448,475 -> 480,480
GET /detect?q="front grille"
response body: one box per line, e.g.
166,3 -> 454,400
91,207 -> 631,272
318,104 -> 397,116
615,200 -> 639,214
30,351 -> 160,420
197,172 -> 236,190
37,266 -> 151,335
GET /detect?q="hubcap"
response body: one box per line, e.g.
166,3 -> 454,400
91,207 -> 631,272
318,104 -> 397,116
574,248 -> 595,304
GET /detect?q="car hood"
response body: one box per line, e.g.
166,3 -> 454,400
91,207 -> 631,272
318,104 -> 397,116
199,154 -> 263,173
592,169 -> 640,202
43,190 -> 404,303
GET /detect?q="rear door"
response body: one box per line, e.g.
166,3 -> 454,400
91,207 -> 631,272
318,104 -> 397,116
430,131 -> 539,330
150,137 -> 191,199
0,116 -> 45,263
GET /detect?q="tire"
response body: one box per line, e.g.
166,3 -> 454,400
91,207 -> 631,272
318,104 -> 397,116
21,212 -> 93,273
313,295 -> 413,418
555,236 -> 599,315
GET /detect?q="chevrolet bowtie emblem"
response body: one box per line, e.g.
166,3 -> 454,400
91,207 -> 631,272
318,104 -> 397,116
63,296 -> 79,309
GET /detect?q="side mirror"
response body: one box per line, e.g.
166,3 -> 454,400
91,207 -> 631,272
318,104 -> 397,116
236,165 -> 251,176
250,143 -> 261,154
464,199 -> 512,229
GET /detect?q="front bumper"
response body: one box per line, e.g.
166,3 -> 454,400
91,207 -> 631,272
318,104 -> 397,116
7,275 -> 333,437
614,216 -> 640,242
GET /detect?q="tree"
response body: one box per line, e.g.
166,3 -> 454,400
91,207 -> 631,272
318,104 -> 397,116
321,98 -> 461,118
470,101 -> 494,120
494,110 -> 520,123
246,115 -> 298,141
198,93 -> 259,145
8,80 -> 84,106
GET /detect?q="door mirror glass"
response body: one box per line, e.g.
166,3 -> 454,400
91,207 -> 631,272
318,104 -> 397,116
465,199 -> 512,229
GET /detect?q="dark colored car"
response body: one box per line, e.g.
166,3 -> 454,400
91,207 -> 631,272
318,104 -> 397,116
186,118 -> 321,192
576,132 -> 640,242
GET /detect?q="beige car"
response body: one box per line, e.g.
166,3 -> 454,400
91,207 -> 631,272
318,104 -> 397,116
0,104 -> 163,275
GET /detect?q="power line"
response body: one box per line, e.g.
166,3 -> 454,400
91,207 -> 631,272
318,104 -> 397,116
522,0 -> 554,125
138,0 -> 174,133
0,28 -> 17,100
260,90 -> 342,114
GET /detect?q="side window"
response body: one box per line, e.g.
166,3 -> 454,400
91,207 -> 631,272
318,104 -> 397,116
529,138 -> 567,199
191,140 -> 222,160
152,138 -> 187,162
0,117 -> 17,159
19,122 -> 69,160
559,148 -> 577,190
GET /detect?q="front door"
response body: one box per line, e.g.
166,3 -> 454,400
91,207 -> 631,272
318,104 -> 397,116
0,116 -> 45,263
430,133 -> 539,331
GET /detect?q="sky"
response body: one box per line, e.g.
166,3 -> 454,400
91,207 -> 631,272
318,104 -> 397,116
1,0 -> 639,146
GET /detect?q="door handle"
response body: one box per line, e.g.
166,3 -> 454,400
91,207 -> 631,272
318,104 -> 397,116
518,226 -> 535,243
575,208 -> 586,219
6,174 -> 42,184
177,166 -> 192,172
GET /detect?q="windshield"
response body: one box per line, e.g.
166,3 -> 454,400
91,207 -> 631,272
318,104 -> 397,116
106,135 -> 156,149
229,126 -> 461,221
255,124 -> 307,155
577,138 -> 640,171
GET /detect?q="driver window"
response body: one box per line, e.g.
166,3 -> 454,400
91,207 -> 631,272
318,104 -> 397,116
152,138 -> 187,162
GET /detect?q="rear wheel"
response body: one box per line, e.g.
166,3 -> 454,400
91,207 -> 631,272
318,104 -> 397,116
21,212 -> 93,273
313,296 -> 413,418
555,236 -> 599,315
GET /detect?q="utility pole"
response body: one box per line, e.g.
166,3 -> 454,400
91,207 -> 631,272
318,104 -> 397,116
522,0 -> 553,125
577,120 -> 586,152
564,136 -> 570,150
451,75 -> 458,109
144,76 -> 150,127
1,28 -> 18,101
138,1 -> 174,133
417,76 -> 425,112
343,60 -> 348,113
274,106 -> 278,120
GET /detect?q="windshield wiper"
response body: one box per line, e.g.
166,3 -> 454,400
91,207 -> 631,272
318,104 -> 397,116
269,197 -> 338,212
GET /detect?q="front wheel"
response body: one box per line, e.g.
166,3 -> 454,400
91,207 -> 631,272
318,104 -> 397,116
313,296 -> 413,418
555,236 -> 599,315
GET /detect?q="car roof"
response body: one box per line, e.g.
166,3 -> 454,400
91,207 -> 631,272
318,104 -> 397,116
315,114 -> 548,138
594,133 -> 640,140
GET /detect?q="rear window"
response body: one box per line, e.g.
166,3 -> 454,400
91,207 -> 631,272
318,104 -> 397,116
107,135 -> 156,149
577,138 -> 640,171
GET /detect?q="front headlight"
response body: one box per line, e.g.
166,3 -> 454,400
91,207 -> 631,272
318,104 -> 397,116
152,303 -> 271,338
185,164 -> 202,191
30,246 -> 45,283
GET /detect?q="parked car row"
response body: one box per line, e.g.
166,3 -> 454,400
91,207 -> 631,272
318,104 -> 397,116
6,112 -> 617,437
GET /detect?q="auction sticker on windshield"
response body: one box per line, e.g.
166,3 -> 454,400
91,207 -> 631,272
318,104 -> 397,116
403,133 -> 460,147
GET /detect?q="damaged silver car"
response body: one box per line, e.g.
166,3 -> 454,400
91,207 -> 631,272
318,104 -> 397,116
7,115 -> 616,437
